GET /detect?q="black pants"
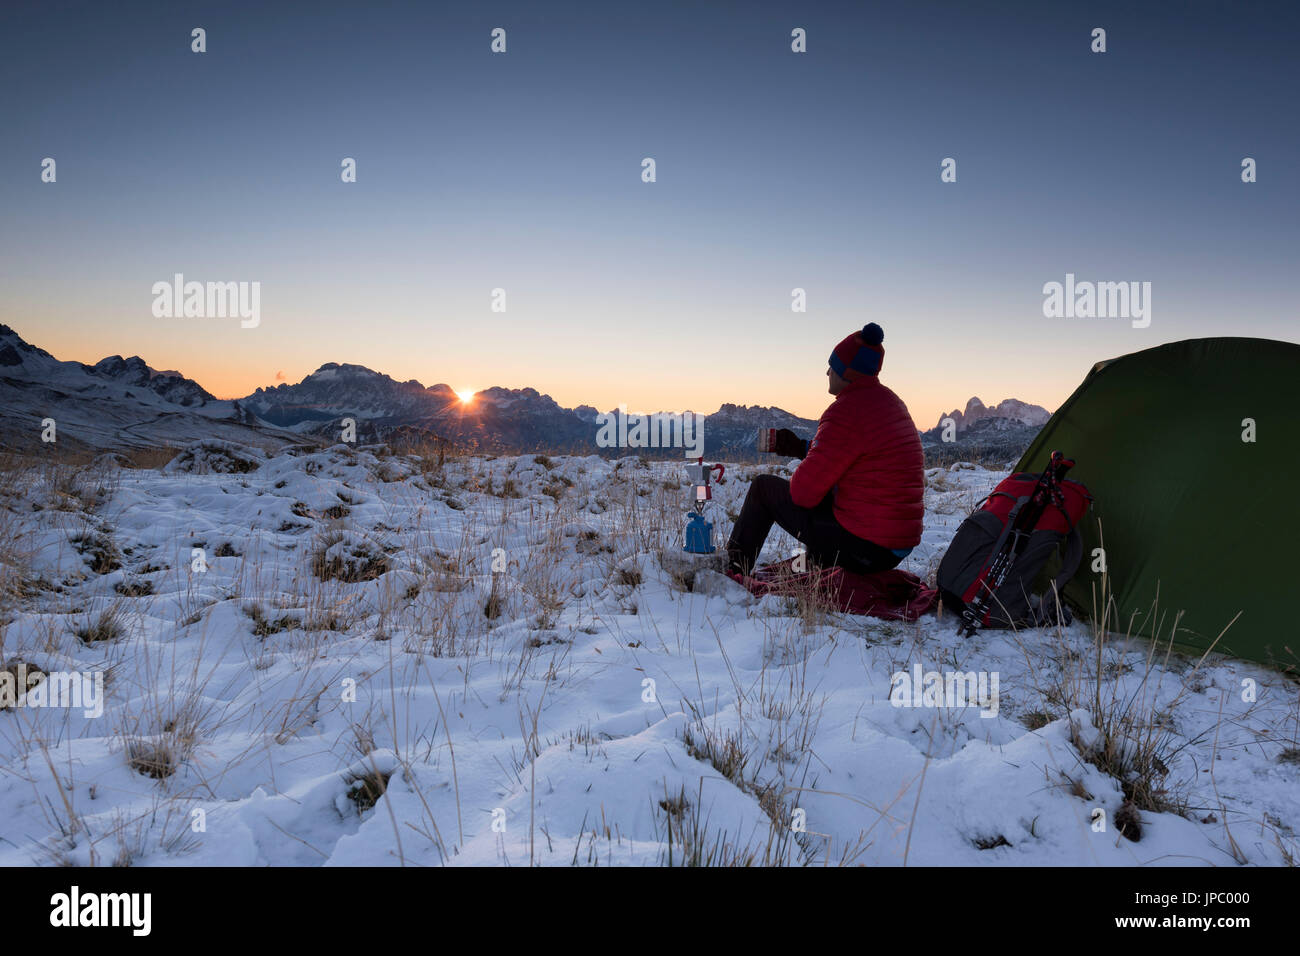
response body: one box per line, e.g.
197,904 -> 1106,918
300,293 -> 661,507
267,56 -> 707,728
725,474 -> 903,576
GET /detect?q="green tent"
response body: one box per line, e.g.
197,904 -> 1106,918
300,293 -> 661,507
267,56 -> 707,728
1016,337 -> 1299,669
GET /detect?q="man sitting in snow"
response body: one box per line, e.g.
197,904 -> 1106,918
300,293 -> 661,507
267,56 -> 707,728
725,322 -> 924,578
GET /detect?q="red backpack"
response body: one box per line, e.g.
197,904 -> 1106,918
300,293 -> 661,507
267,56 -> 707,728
937,453 -> 1092,633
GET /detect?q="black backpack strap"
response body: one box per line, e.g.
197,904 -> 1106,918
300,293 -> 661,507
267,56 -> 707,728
1053,526 -> 1084,593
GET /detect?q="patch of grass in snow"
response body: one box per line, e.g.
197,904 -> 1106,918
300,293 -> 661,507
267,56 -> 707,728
658,789 -> 690,819
74,605 -> 126,644
166,441 -> 261,474
174,580 -> 212,628
344,767 -> 391,814
658,790 -> 760,866
574,529 -> 610,555
0,496 -> 42,606
125,738 -> 177,780
1040,568 -> 1208,830
1021,710 -> 1055,731
484,576 -> 504,620
1114,801 -> 1143,842
243,602 -> 299,638
310,530 -> 390,583
679,720 -> 797,849
655,779 -> 798,868
119,446 -> 184,471
542,476 -> 573,500
683,723 -> 749,784
70,531 -> 121,575
120,700 -> 205,788
1059,771 -> 1093,801
114,577 -> 154,598
48,459 -> 120,513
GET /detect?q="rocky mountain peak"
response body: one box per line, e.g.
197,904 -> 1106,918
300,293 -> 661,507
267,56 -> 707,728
937,397 -> 1050,433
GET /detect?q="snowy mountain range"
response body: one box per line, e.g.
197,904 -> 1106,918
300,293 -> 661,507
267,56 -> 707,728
0,325 -> 300,454
0,324 -> 1048,459
243,363 -> 598,451
242,362 -> 821,456
0,325 -> 821,456
934,397 -> 1051,433
914,397 -> 1053,463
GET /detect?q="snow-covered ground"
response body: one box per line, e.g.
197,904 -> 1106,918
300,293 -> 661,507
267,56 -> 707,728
1,443 -> 1296,866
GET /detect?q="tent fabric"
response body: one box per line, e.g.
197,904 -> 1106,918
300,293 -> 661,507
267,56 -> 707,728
728,560 -> 939,621
1015,337 -> 1299,668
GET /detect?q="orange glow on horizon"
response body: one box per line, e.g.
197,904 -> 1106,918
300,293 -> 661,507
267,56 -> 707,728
11,320 -> 1066,432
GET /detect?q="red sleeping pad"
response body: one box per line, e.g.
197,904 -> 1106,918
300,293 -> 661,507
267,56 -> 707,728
726,558 -> 939,621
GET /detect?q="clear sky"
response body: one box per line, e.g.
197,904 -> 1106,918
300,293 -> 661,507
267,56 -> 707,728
2,0 -> 1296,427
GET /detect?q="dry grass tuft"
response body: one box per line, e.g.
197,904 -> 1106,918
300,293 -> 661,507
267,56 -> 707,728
344,768 -> 392,814
74,606 -> 126,644
126,739 -> 177,779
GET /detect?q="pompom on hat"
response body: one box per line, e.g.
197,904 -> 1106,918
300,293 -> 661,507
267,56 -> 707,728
829,323 -> 885,381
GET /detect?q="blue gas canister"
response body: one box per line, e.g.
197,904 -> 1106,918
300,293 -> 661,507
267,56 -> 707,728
684,511 -> 715,554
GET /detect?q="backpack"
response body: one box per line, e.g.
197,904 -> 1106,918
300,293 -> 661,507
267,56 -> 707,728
937,465 -> 1092,630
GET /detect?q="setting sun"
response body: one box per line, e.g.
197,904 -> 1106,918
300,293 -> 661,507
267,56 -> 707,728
456,388 -> 475,404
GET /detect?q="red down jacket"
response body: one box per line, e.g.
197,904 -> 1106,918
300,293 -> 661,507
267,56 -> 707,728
789,377 -> 924,549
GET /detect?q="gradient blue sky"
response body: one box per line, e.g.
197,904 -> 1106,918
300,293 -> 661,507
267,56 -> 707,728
2,0 -> 1296,425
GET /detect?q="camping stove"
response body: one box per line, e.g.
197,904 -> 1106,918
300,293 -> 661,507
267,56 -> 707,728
682,458 -> 725,554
